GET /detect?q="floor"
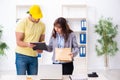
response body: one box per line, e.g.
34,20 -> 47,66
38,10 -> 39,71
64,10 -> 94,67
0,69 -> 120,80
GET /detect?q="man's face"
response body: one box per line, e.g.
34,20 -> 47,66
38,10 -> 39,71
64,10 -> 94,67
30,15 -> 40,23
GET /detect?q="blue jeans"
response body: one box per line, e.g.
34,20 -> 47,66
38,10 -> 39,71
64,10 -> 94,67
15,53 -> 38,75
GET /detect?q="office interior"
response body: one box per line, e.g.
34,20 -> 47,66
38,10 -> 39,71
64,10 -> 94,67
0,0 -> 120,80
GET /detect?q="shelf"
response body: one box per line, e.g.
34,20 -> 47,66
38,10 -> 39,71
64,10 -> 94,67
16,5 -> 31,22
78,44 -> 87,46
67,20 -> 87,32
62,4 -> 87,59
65,17 -> 87,20
16,5 -> 31,8
74,31 -> 86,33
75,54 -> 87,59
62,4 -> 87,18
62,4 -> 87,7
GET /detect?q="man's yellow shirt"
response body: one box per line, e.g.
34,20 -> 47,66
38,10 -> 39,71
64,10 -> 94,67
15,17 -> 45,57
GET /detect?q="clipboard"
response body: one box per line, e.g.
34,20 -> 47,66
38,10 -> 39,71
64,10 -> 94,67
30,42 -> 47,50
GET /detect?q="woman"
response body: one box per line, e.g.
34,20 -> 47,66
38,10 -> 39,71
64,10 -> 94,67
47,17 -> 79,75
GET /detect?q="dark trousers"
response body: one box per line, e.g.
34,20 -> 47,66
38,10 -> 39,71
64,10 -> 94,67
53,62 -> 74,75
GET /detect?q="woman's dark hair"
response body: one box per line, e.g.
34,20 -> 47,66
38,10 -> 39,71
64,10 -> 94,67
52,17 -> 73,42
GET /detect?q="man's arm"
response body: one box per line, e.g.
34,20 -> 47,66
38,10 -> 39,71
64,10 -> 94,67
39,34 -> 45,42
16,32 -> 34,48
36,34 -> 45,53
16,32 -> 28,47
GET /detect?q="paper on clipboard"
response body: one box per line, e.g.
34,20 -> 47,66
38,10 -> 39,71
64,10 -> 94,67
55,48 -> 72,62
30,42 -> 47,50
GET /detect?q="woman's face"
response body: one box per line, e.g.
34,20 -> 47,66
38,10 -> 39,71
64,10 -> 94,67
54,24 -> 62,34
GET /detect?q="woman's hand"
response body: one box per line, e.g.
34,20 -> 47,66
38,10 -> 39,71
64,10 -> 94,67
69,53 -> 73,58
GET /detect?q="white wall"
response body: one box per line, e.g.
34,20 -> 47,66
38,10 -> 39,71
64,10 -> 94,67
0,0 -> 16,71
87,0 -> 120,69
0,0 -> 120,73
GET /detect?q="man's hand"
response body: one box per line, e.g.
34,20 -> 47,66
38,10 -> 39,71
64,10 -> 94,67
36,50 -> 43,53
27,43 -> 36,48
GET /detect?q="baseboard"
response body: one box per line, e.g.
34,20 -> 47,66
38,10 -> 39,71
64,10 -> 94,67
88,66 -> 120,70
109,65 -> 120,69
0,69 -> 16,75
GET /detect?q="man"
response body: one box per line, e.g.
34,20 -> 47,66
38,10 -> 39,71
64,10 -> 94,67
15,5 -> 45,75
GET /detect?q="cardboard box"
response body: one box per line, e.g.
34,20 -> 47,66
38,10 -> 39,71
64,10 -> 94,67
55,48 -> 72,62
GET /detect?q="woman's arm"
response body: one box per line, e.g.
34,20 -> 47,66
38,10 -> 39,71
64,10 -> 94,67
71,34 -> 79,57
46,37 -> 53,52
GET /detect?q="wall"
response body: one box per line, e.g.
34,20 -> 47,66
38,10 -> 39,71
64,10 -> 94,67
87,0 -> 120,69
0,0 -> 120,73
0,0 -> 16,71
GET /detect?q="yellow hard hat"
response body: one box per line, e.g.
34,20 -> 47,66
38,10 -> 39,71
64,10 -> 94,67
29,5 -> 43,19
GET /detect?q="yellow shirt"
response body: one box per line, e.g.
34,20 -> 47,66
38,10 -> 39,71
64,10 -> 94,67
15,17 -> 45,57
